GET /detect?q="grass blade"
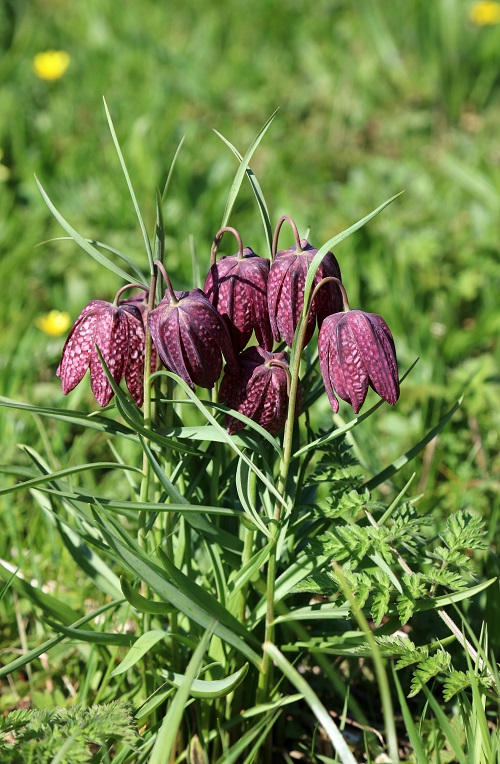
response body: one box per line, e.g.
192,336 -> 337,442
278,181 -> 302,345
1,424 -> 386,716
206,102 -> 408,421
264,643 -> 357,764
103,97 -> 154,272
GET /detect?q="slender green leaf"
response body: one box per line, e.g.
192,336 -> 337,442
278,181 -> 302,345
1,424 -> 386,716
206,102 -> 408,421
364,397 -> 462,490
149,625 -> 214,764
38,237 -> 147,283
42,619 -> 135,646
0,600 -> 122,678
103,97 -> 153,271
392,668 -> 429,764
215,130 -> 273,255
0,461 -> 141,497
160,662 -> 249,699
111,630 -> 169,676
161,133 -> 186,201
421,684 -> 467,764
121,577 -> 175,615
0,560 -> 79,626
35,176 -> 135,283
264,643 -> 357,764
219,110 -> 278,230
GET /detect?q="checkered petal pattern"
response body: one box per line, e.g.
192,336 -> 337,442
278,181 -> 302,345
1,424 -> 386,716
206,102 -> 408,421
219,346 -> 300,435
147,288 -> 237,389
204,247 -> 273,353
57,300 -> 146,407
267,239 -> 343,348
318,309 -> 399,414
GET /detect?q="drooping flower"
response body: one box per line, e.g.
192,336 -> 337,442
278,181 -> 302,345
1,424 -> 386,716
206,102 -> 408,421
204,227 -> 273,353
147,268 -> 236,389
35,310 -> 71,337
268,217 -> 343,348
470,1 -> 500,25
219,346 -> 300,435
318,309 -> 399,414
33,50 -> 71,80
57,299 -> 146,407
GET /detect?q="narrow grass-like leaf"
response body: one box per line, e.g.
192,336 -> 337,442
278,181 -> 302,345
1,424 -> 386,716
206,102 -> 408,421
209,401 -> 283,456
214,712 -> 279,764
364,397 -> 463,491
42,619 -> 135,646
161,133 -> 185,201
236,456 -> 269,535
111,630 -> 168,676
93,508 -> 261,664
421,684 -> 467,764
392,668 -> 429,764
273,602 -> 351,624
154,188 -> 165,263
54,519 -> 123,600
160,662 -> 248,699
152,370 -> 286,519
215,130 -> 273,255
149,624 -> 214,764
0,560 -> 79,626
121,577 -> 175,615
227,542 -> 273,603
0,600 -> 122,678
0,461 -> 141,497
140,436 -> 243,552
415,578 -> 496,612
38,237 -> 147,283
292,360 -> 418,460
35,176 -> 136,283
103,97 -> 153,272
157,547 -> 259,648
264,643 -> 357,764
219,110 -> 278,230
0,396 -> 135,439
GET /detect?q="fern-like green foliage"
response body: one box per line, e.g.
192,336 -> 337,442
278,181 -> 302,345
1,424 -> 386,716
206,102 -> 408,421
0,700 -> 137,764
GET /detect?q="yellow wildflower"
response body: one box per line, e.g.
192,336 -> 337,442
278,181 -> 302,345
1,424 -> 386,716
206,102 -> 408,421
470,1 -> 500,24
32,50 -> 70,81
35,310 -> 71,337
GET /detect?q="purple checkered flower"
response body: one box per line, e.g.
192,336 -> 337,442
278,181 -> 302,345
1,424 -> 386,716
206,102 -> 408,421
219,346 -> 300,435
57,298 -> 146,407
204,227 -> 272,353
147,266 -> 236,389
318,309 -> 400,414
268,217 -> 343,348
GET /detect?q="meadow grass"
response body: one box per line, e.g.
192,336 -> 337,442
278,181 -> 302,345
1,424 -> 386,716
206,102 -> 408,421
0,1 -> 499,761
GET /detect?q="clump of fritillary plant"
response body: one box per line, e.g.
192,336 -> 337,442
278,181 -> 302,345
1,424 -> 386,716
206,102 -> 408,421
57,218 -> 399,427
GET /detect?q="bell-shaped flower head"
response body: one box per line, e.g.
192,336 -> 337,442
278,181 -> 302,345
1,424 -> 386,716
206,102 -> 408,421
204,226 -> 273,353
267,216 -> 343,348
57,290 -> 147,407
219,346 -> 300,435
318,304 -> 400,414
147,262 -> 237,390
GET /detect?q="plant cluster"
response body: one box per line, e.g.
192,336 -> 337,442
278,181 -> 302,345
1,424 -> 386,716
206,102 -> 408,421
0,111 -> 496,764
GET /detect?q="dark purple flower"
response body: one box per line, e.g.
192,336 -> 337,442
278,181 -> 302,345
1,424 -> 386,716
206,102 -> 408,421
219,346 -> 301,435
204,246 -> 273,353
268,238 -> 343,348
318,309 -> 400,414
57,299 -> 146,407
147,288 -> 236,389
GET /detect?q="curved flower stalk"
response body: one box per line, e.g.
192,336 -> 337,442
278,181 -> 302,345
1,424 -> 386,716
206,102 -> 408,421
57,295 -> 146,407
219,346 -> 300,435
317,278 -> 400,413
267,215 -> 343,348
147,262 -> 237,389
204,226 -> 273,353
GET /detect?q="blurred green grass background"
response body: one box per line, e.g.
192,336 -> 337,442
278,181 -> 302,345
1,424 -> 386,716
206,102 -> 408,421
0,0 -> 498,583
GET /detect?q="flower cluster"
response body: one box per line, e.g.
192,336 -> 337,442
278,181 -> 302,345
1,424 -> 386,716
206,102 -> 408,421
57,218 -> 400,432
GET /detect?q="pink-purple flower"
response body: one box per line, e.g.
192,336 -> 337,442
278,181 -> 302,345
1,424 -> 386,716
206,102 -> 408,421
57,299 -> 146,407
219,346 -> 300,435
318,309 -> 400,414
